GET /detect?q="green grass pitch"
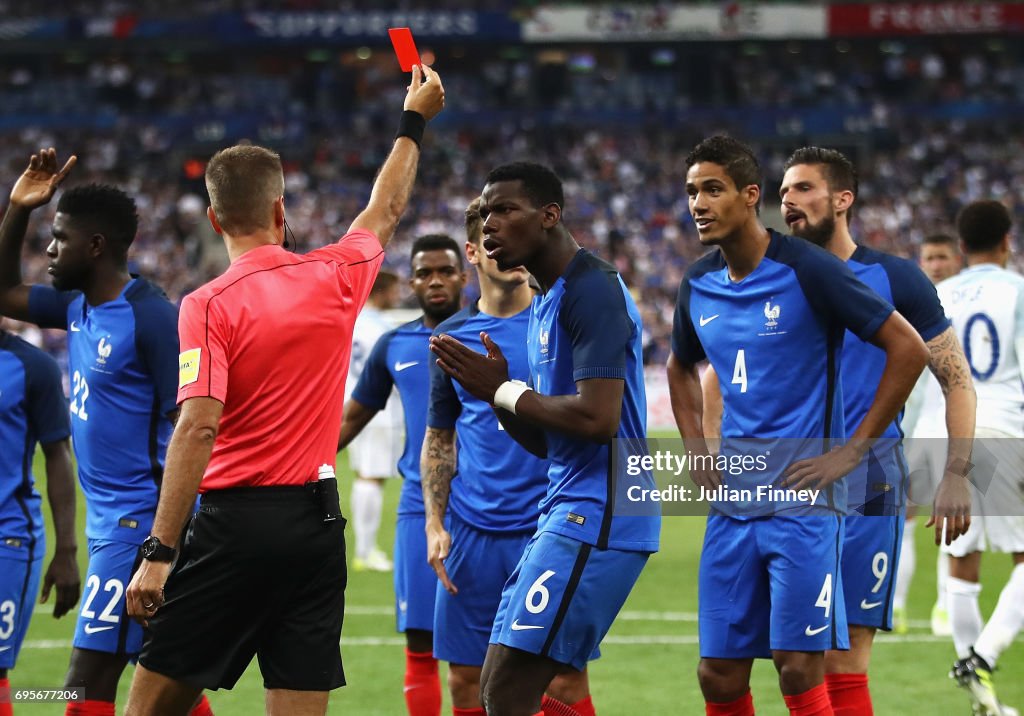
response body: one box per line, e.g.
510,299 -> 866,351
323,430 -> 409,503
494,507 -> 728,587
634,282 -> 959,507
9,449 -> 1022,714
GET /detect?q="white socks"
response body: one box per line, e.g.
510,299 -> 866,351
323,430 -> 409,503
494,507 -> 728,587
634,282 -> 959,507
894,518 -> 916,610
974,563 -> 1024,668
351,478 -> 384,561
948,576 -> 983,659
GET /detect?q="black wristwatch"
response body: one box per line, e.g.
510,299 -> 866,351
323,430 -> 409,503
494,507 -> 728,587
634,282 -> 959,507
140,535 -> 176,563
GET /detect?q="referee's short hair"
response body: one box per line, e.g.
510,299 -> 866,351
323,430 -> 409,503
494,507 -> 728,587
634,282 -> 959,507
205,145 -> 284,236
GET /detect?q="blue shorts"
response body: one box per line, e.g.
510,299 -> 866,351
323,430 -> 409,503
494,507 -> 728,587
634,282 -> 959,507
394,514 -> 438,633
490,531 -> 648,671
434,516 -> 532,666
841,512 -> 904,630
699,514 -> 848,658
0,550 -> 43,669
73,539 -> 144,656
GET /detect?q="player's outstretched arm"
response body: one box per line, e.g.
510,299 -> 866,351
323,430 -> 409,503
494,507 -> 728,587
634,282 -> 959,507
39,437 -> 80,618
0,148 -> 76,320
923,326 -> 975,545
421,427 -> 458,594
337,398 -> 378,452
666,352 -> 721,489
126,396 -> 224,624
785,312 -> 929,490
348,65 -> 445,249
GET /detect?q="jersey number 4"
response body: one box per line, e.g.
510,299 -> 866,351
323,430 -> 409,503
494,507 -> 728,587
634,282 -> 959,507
732,349 -> 748,394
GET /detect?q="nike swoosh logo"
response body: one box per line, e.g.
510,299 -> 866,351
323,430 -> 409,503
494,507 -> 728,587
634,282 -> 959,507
804,624 -> 829,636
860,599 -> 883,610
70,321 -> 81,332
699,314 -> 719,327
394,361 -> 418,372
83,624 -> 115,635
510,619 -> 544,631
0,646 -> 11,652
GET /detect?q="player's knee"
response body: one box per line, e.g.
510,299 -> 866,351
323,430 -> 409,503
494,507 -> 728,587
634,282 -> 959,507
64,649 -> 127,701
447,664 -> 481,707
775,660 -> 820,695
697,659 -> 746,702
480,668 -> 525,716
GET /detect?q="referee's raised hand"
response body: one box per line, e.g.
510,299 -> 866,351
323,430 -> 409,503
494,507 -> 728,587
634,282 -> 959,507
404,64 -> 445,121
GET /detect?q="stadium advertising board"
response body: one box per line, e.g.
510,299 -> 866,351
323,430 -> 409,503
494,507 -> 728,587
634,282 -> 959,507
829,3 -> 1024,35
521,4 -> 827,41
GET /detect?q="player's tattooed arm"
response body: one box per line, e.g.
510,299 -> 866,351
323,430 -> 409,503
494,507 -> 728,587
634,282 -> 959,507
924,325 -> 976,545
421,426 -> 459,593
421,426 -> 455,523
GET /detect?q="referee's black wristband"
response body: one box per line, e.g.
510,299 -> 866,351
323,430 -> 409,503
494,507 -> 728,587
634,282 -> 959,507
395,110 -> 426,148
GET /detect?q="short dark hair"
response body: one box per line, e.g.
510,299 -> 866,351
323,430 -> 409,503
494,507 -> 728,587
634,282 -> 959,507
410,234 -> 463,268
465,196 -> 484,245
56,184 -> 138,252
485,162 -> 565,211
784,146 -> 859,197
922,233 -> 959,250
685,135 -> 762,196
370,271 -> 398,295
205,145 -> 284,235
957,200 -> 1012,253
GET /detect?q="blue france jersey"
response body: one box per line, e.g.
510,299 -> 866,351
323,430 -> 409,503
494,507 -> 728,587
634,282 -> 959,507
843,247 -> 949,439
428,303 -> 547,533
528,249 -> 660,553
352,317 -> 432,517
843,246 -> 949,511
673,231 -> 894,515
0,333 -> 70,554
28,278 -> 178,543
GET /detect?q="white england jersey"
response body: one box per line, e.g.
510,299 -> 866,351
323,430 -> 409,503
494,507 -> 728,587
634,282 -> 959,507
348,306 -> 403,432
918,264 -> 1024,438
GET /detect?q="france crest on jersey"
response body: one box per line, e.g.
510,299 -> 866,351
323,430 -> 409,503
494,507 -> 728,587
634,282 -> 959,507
429,302 -> 547,533
352,317 -> 433,516
527,249 -> 660,553
673,231 -> 895,516
28,278 -> 179,543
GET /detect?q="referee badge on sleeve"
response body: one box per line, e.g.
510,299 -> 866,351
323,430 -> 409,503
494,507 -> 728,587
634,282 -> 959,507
179,348 -> 202,387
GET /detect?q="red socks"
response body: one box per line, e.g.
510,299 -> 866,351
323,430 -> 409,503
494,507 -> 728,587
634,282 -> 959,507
825,673 -> 872,715
571,695 -> 596,716
0,678 -> 11,716
189,693 -> 215,716
404,648 -> 441,716
706,690 -> 755,716
541,694 -> 582,716
65,701 -> 115,716
452,709 -> 486,716
784,683 -> 833,716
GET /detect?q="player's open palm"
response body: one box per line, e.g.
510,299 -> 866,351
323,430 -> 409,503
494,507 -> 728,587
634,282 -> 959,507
10,148 -> 76,209
404,64 -> 445,121
430,332 -> 509,404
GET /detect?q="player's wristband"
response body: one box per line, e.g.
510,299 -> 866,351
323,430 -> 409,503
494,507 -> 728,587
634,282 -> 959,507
395,110 -> 426,147
493,380 -> 532,415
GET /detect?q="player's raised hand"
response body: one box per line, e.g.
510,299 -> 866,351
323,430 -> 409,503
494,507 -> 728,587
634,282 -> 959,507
404,64 -> 445,121
426,520 -> 457,595
10,148 -> 76,209
430,332 -> 509,404
927,469 -> 972,545
40,549 -> 80,618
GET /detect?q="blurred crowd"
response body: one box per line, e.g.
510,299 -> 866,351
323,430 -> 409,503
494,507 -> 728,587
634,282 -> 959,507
2,36 -> 1023,366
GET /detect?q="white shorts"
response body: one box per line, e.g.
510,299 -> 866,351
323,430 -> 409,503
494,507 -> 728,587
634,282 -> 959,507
943,428 -> 1024,557
904,436 -> 946,508
348,417 -> 402,479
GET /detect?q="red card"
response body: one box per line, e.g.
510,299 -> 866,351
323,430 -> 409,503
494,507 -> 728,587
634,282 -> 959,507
388,27 -> 421,72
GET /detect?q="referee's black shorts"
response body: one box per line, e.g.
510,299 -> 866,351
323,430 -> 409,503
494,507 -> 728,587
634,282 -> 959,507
140,485 -> 348,691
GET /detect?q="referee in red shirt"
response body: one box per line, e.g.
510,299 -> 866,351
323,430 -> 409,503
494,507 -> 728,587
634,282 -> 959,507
123,65 -> 445,716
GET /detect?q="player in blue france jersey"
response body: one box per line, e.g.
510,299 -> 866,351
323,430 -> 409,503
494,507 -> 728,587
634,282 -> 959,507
337,234 -> 466,716
0,321 -> 80,710
779,146 -> 975,713
666,136 -> 928,716
0,149 -> 185,716
430,163 -> 660,716
421,197 -> 594,716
